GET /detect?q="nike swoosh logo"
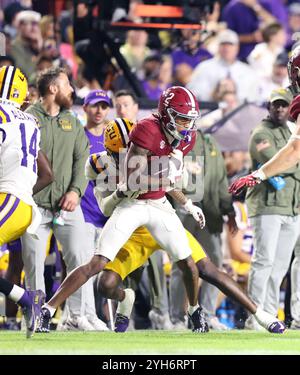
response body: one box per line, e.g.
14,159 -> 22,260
154,168 -> 168,175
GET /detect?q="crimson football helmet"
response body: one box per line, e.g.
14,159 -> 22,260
288,46 -> 300,94
158,86 -> 200,141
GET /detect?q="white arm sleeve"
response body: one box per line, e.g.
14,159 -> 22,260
290,134 -> 300,141
85,157 -> 98,181
94,187 -> 123,217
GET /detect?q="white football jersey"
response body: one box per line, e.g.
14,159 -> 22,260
0,102 -> 40,206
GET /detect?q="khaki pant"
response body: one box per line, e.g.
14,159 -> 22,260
291,234 -> 300,323
249,214 -> 300,316
22,206 -> 94,317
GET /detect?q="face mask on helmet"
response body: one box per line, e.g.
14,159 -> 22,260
288,47 -> 300,95
165,107 -> 200,141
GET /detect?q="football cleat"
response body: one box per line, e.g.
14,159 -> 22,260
36,307 -> 51,333
22,290 -> 45,338
114,313 -> 130,333
253,307 -> 286,334
267,321 -> 286,334
188,307 -> 209,333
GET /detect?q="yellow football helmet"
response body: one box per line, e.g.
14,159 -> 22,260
0,66 -> 28,107
0,250 -> 8,273
104,118 -> 135,153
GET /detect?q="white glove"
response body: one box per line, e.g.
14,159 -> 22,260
117,182 -> 140,199
168,150 -> 184,185
184,199 -> 206,229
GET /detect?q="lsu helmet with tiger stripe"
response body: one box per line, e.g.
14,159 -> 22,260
104,118 -> 135,153
0,66 -> 28,107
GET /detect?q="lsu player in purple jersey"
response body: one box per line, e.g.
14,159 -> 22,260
0,65 -> 53,337
39,115 -> 285,334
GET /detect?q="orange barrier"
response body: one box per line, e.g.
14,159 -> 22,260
133,4 -> 183,18
111,21 -> 202,30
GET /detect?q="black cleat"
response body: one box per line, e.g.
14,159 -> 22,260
36,307 -> 51,333
188,307 -> 209,333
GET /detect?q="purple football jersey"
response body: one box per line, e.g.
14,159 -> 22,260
81,128 -> 108,228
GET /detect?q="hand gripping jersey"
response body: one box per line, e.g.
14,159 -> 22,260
129,115 -> 196,199
0,102 -> 40,206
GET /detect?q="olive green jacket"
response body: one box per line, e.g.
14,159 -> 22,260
10,37 -> 37,80
26,102 -> 89,210
183,131 -> 234,234
246,117 -> 300,217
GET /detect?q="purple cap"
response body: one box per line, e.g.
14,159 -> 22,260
84,90 -> 111,106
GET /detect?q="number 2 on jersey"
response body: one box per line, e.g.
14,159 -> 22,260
19,123 -> 38,172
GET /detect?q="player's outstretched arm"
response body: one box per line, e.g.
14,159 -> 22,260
32,150 -> 54,195
229,138 -> 300,195
260,97 -> 300,178
230,109 -> 300,196
260,136 -> 300,179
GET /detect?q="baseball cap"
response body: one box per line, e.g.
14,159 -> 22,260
15,10 -> 41,26
269,88 -> 293,104
84,90 -> 111,106
289,3 -> 300,16
274,52 -> 289,66
218,29 -> 239,45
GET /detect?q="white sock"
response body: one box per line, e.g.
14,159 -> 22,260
42,303 -> 56,317
188,304 -> 200,316
116,288 -> 135,317
8,285 -> 25,303
253,306 -> 275,328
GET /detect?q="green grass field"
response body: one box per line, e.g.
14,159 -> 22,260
0,329 -> 300,355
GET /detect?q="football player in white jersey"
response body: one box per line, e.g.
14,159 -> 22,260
0,65 -> 53,337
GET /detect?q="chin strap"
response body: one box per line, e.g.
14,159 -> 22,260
171,139 -> 180,149
171,134 -> 192,149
